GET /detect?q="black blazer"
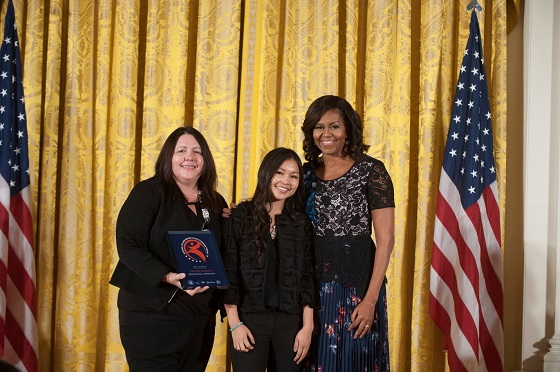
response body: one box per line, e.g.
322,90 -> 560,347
109,176 -> 227,312
221,202 -> 316,314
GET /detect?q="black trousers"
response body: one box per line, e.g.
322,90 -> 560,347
230,311 -> 302,372
119,310 -> 215,372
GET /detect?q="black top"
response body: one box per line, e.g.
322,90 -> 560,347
303,155 -> 395,296
221,202 -> 317,314
109,176 -> 227,314
264,237 -> 279,308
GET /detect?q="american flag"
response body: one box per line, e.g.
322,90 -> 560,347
429,10 -> 504,372
0,1 -> 38,371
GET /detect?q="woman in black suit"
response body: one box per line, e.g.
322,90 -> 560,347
110,126 -> 227,371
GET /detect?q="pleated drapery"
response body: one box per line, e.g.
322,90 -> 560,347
4,0 -> 518,370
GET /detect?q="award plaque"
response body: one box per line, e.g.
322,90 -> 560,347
167,230 -> 230,289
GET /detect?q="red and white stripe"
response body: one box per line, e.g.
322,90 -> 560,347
430,170 -> 504,372
0,176 -> 38,372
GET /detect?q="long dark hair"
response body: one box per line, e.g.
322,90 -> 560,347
301,95 -> 370,166
250,147 -> 304,259
154,126 -> 221,212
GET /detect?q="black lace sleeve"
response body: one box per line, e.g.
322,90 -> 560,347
367,159 -> 395,210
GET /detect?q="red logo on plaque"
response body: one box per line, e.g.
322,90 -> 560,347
181,237 -> 208,262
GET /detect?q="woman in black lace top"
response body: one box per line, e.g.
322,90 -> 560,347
301,95 -> 395,372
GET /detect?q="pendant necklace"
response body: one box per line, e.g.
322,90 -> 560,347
185,190 -> 210,230
270,215 -> 277,239
270,224 -> 277,239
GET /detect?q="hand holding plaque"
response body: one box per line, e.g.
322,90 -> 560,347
167,230 -> 229,289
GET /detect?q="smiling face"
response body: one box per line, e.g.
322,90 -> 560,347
269,158 -> 300,203
172,134 -> 204,185
313,109 -> 347,157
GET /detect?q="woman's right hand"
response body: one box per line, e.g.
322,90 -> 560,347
162,272 -> 209,295
185,286 -> 209,296
231,324 -> 255,352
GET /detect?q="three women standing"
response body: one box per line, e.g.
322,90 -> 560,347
112,93 -> 395,372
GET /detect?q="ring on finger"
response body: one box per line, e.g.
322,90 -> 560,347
365,324 -> 370,328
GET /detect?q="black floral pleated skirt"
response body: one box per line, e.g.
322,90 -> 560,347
308,281 -> 390,372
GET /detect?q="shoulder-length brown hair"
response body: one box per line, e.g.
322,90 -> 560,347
301,95 -> 370,166
154,126 -> 221,212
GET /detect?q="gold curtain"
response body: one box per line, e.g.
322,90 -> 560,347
6,0 -> 518,370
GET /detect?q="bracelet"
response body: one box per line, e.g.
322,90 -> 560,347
229,321 -> 243,332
